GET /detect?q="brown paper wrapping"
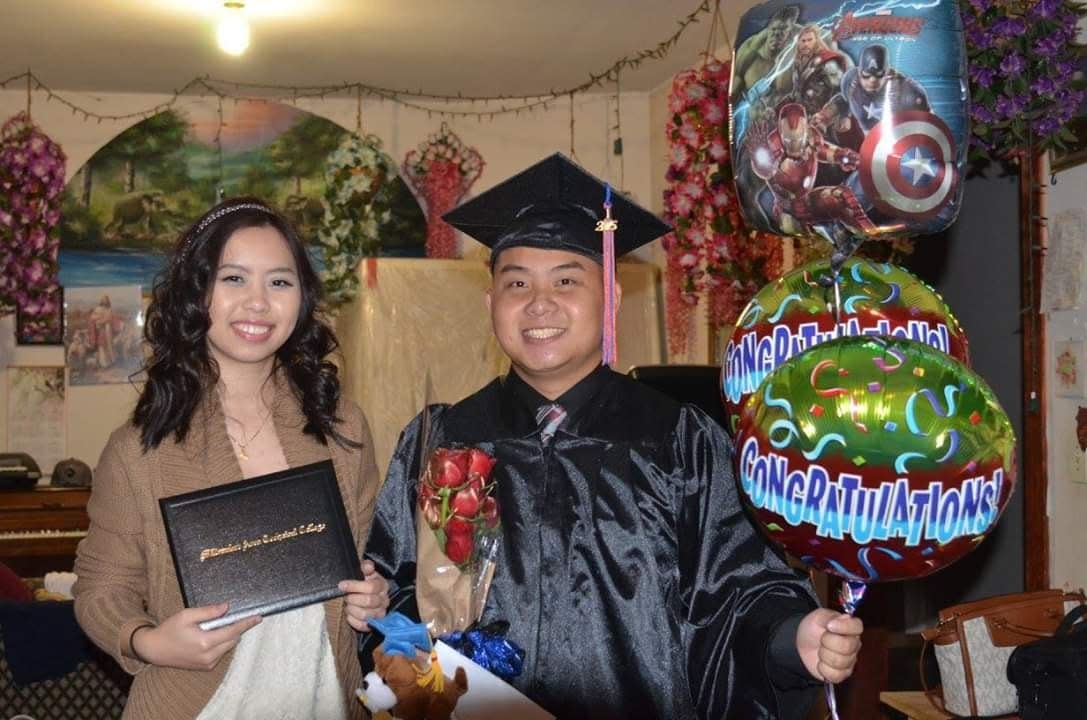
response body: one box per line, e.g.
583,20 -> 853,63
414,510 -> 494,637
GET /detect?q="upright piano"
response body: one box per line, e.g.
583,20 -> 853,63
0,486 -> 89,578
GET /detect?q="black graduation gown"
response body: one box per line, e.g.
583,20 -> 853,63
364,367 -> 819,719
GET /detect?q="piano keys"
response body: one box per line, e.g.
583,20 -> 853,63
0,486 -> 90,578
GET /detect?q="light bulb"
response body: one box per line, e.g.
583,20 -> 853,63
217,4 -> 250,56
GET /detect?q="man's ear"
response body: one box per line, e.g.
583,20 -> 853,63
485,287 -> 493,314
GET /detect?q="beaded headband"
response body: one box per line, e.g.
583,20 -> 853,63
194,202 -> 270,236
175,202 -> 271,264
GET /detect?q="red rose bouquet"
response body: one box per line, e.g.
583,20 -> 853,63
415,445 -> 501,637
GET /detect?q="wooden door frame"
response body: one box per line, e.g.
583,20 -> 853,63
1021,152 -> 1049,591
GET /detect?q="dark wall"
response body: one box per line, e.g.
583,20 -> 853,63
894,166 -> 1025,627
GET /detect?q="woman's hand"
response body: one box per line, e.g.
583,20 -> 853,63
340,559 -> 390,632
131,604 -> 261,671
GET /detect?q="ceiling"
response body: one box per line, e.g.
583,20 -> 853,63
4,1 -> 755,100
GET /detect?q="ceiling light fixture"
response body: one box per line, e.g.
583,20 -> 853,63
217,1 -> 250,56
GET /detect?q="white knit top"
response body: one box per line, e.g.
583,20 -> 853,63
196,604 -> 347,720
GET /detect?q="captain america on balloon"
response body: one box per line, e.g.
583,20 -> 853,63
842,43 -> 930,133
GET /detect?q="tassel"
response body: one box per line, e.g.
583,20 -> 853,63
599,184 -> 618,366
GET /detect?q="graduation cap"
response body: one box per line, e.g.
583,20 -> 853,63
367,612 -> 432,658
443,153 -> 671,366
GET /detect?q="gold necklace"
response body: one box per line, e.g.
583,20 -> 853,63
224,408 -> 271,461
218,385 -> 273,462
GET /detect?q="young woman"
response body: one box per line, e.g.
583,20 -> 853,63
73,198 -> 388,720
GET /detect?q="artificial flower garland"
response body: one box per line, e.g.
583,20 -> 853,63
318,133 -> 397,307
961,0 -> 1087,160
402,125 -> 484,259
662,58 -> 782,359
0,112 -> 66,342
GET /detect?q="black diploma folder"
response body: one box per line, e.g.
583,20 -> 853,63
159,460 -> 361,630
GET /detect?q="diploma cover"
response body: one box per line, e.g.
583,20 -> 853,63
160,460 -> 361,630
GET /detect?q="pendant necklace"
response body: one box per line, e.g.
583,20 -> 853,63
225,409 -> 271,461
220,387 -> 272,462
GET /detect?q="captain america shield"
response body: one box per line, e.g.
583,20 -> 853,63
858,110 -> 958,220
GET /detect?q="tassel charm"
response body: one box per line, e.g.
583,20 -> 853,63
597,185 -> 618,367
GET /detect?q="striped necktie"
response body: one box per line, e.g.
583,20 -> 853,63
535,403 -> 567,445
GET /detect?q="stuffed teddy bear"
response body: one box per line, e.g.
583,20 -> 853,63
357,612 -> 468,720
358,646 -> 467,720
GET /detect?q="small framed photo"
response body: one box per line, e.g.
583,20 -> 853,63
64,285 -> 144,386
15,287 -> 65,345
1055,339 -> 1085,398
1050,49 -> 1087,173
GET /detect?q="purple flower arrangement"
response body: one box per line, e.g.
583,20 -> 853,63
0,112 -> 66,342
962,0 -> 1086,159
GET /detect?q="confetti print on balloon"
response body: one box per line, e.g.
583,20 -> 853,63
850,263 -> 869,284
740,301 -> 764,329
802,433 -> 847,461
843,294 -> 869,313
936,429 -> 961,463
906,385 -> 961,435
769,419 -> 801,449
767,293 -> 803,323
894,451 -> 927,473
764,382 -> 795,419
858,546 -> 903,581
812,360 -> 848,398
872,347 -> 906,373
881,283 -> 901,304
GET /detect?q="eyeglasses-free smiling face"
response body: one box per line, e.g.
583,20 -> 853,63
206,224 -> 301,374
486,245 -> 619,396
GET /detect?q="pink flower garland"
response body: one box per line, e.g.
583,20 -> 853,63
662,59 -> 782,358
403,126 -> 484,258
0,112 -> 66,342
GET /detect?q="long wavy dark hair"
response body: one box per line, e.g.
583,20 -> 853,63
133,196 -> 357,450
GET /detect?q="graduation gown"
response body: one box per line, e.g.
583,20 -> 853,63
364,366 -> 819,719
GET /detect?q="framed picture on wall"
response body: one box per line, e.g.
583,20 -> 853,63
15,287 -> 65,345
63,285 -> 143,386
1055,339 -> 1086,398
6,366 -> 66,480
1050,49 -> 1087,173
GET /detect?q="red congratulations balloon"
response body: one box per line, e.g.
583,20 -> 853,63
734,336 -> 1015,583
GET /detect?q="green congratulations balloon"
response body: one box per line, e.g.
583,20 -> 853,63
721,257 -> 970,435
734,336 -> 1016,583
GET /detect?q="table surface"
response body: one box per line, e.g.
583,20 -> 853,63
879,691 -> 1019,719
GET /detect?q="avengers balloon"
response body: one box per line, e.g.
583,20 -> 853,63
721,257 -> 969,434
729,0 -> 968,246
734,336 -> 1016,583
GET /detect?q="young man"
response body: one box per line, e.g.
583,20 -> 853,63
363,154 -> 862,719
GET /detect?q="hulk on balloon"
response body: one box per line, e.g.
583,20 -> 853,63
733,336 -> 1016,585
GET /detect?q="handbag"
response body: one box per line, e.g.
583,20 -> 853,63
919,589 -> 1085,717
1006,604 -> 1087,720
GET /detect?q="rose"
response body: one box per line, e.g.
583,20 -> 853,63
419,445 -> 500,570
444,530 -> 474,566
481,496 -> 499,530
422,496 -> 442,529
430,447 -> 470,488
451,486 -> 482,517
467,448 -> 497,480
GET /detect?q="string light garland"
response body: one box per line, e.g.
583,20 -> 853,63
0,1 -> 712,124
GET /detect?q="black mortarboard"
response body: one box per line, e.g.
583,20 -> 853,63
442,153 -> 671,265
442,153 -> 671,367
